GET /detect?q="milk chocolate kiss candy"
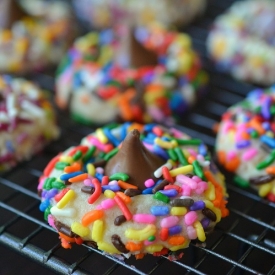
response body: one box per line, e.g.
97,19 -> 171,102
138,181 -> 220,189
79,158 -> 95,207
0,0 -> 27,29
105,129 -> 165,190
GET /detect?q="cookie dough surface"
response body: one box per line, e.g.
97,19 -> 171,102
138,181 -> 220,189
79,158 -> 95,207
39,122 -> 229,258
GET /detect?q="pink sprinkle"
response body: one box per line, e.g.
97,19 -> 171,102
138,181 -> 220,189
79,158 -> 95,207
187,148 -> 197,157
242,148 -> 258,161
144,179 -> 155,188
84,178 -> 94,186
196,154 -> 205,163
144,240 -> 156,246
38,177 -> 46,190
170,128 -> 184,138
133,214 -> 156,224
195,181 -> 208,194
48,215 -> 57,229
192,176 -> 201,183
227,150 -> 237,161
160,216 -> 179,228
96,205 -> 103,210
184,211 -> 198,225
182,185 -> 191,196
223,121 -> 234,133
109,180 -> 118,185
143,142 -> 154,152
101,198 -> 116,209
88,136 -> 105,151
177,175 -> 197,189
187,225 -> 197,239
96,167 -> 104,174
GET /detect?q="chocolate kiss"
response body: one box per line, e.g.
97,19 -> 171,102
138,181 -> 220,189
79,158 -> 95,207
0,0 -> 27,29
105,129 -> 165,190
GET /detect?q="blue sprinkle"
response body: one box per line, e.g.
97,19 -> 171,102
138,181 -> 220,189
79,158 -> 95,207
60,171 -> 83,181
260,135 -> 275,149
142,188 -> 154,194
5,141 -> 14,152
39,199 -> 50,212
99,29 -> 114,45
159,189 -> 178,197
190,201 -> 205,211
95,173 -> 103,181
102,184 -> 120,192
142,138 -> 155,144
73,72 -> 82,88
198,143 -> 207,156
201,217 -> 210,229
262,122 -> 271,131
45,189 -> 59,200
169,225 -> 182,235
103,128 -> 120,146
121,122 -> 131,141
150,206 -> 169,216
144,124 -> 156,132
153,145 -> 169,160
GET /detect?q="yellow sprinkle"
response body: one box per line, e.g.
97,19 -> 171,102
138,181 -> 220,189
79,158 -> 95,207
87,163 -> 96,176
182,149 -> 190,158
56,190 -> 75,209
96,128 -> 108,144
266,131 -> 274,138
91,220 -> 104,242
170,207 -> 187,216
169,165 -> 193,177
125,225 -> 156,241
175,33 -> 191,48
60,155 -> 74,164
154,138 -> 178,149
170,240 -> 189,251
259,182 -> 272,197
204,182 -> 216,201
104,190 -> 115,198
145,244 -> 163,253
97,241 -> 120,254
71,222 -> 89,237
194,221 -> 206,242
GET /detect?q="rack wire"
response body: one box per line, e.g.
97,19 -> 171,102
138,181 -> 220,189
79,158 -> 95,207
1,0 -> 275,274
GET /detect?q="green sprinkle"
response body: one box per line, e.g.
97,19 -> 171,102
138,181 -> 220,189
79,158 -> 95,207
234,176 -> 249,188
250,130 -> 259,138
55,162 -> 70,170
256,150 -> 275,170
254,106 -> 261,114
52,181 -> 66,190
109,173 -> 129,181
167,148 -> 178,162
103,147 -> 119,161
270,105 -> 275,116
82,146 -> 96,163
148,236 -> 155,242
192,160 -> 205,180
174,147 -> 188,165
153,191 -> 170,203
44,206 -> 52,221
73,150 -> 82,161
103,123 -> 119,130
98,152 -> 106,159
172,138 -> 201,146
71,113 -> 93,125
43,177 -> 56,190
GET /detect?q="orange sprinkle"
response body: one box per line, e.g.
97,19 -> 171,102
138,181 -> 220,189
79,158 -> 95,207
68,173 -> 88,183
64,162 -> 81,173
59,232 -> 75,243
135,253 -> 145,260
188,155 -> 196,164
127,122 -> 144,133
82,210 -> 104,227
153,248 -> 169,257
125,242 -> 143,251
212,123 -> 220,134
61,238 -> 72,249
225,155 -> 240,172
266,166 -> 275,174
217,151 -> 226,166
240,131 -> 250,140
118,180 -> 138,190
116,192 -> 131,204
146,83 -> 163,93
43,154 -> 60,177
249,118 -> 264,135
55,95 -> 67,109
168,236 -> 185,246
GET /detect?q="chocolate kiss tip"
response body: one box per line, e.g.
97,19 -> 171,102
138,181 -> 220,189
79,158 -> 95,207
105,129 -> 165,190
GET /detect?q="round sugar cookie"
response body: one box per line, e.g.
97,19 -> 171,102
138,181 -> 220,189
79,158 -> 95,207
0,75 -> 59,172
56,25 -> 208,125
39,122 -> 229,259
216,86 -> 275,201
207,0 -> 275,85
72,0 -> 206,29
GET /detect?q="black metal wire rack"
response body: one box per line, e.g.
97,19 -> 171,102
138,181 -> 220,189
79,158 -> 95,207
1,0 -> 275,274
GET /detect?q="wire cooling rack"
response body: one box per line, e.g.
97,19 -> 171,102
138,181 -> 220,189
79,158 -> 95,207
1,0 -> 275,274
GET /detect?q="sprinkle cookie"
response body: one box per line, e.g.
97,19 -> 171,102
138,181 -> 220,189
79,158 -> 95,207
207,0 -> 275,85
0,0 -> 74,73
73,0 -> 206,29
216,86 -> 275,202
56,25 -> 208,125
0,75 -> 59,172
39,122 -> 229,258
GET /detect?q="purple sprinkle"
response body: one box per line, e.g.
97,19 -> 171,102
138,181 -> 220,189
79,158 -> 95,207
45,188 -> 59,200
262,122 -> 271,131
190,201 -> 205,211
102,184 -> 120,192
235,140 -> 251,149
261,97 -> 272,120
159,189 -> 178,197
168,225 -> 182,235
201,217 -> 210,229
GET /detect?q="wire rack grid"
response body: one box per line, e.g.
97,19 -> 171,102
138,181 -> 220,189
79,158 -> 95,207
1,0 -> 275,274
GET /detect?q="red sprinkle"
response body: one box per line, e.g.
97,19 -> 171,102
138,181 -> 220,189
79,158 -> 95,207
68,146 -> 89,156
114,195 -> 132,221
153,248 -> 169,256
267,192 -> 275,202
54,188 -> 70,202
43,154 -> 60,177
160,228 -> 169,241
162,166 -> 174,183
101,176 -> 109,186
74,237 -> 83,245
164,185 -> 182,193
152,126 -> 164,137
88,178 -> 102,204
